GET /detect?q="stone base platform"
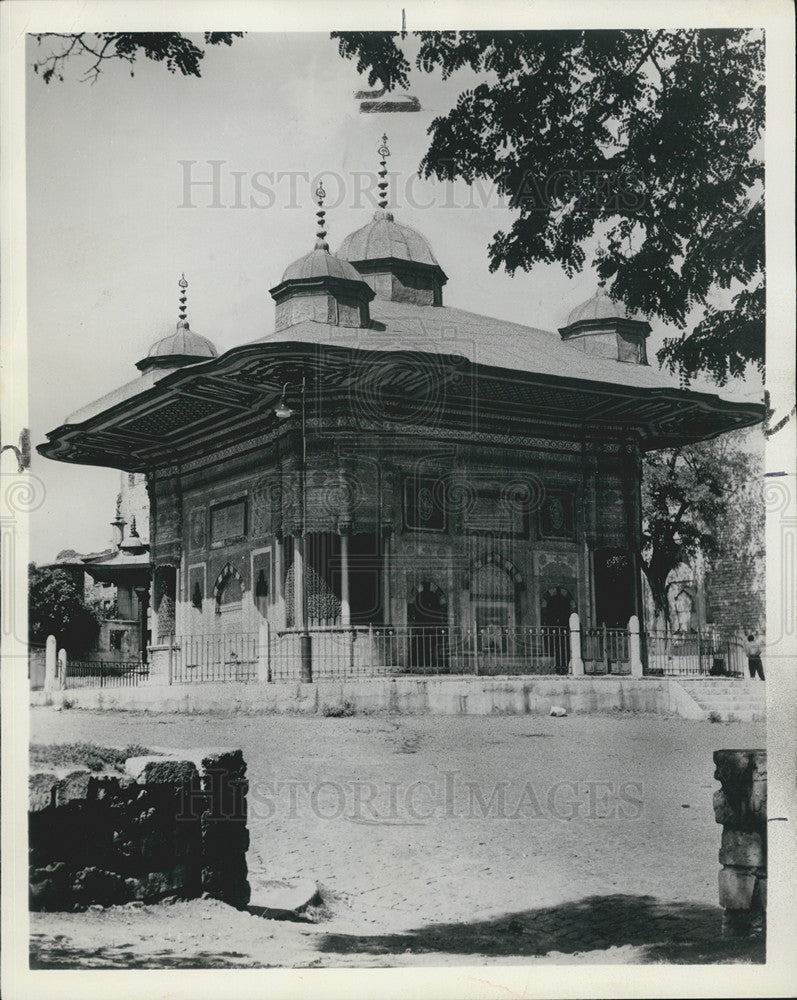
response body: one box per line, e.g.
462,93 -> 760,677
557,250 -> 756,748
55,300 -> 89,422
31,675 -> 766,720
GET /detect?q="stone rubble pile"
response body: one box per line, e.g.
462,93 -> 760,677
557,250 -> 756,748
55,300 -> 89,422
29,748 -> 249,911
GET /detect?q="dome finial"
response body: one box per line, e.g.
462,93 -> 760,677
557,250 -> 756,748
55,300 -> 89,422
178,273 -> 189,324
314,179 -> 329,250
377,133 -> 391,215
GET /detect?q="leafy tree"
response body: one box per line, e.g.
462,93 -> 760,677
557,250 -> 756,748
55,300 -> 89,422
641,431 -> 761,629
28,563 -> 101,653
333,30 -> 764,384
32,32 -> 243,84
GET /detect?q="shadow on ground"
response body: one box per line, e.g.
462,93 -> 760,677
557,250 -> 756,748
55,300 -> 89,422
319,894 -> 765,965
29,894 -> 765,968
30,936 -> 268,969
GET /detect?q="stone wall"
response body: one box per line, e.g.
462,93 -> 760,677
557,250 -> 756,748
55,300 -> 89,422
705,560 -> 765,634
29,748 -> 249,911
713,748 -> 766,936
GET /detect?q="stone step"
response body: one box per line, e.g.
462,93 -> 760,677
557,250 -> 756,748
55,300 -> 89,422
682,686 -> 766,698
693,696 -> 767,703
694,702 -> 767,713
711,713 -> 766,723
692,695 -> 767,705
679,681 -> 759,690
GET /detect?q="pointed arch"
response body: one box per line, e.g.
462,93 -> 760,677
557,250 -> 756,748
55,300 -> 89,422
213,562 -> 244,612
408,580 -> 447,606
465,552 -> 524,590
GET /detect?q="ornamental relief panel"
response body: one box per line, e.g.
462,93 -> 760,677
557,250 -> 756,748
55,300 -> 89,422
534,551 -> 580,581
251,480 -> 272,537
188,508 -> 206,552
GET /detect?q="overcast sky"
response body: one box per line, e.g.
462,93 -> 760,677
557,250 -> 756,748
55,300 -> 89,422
25,31 -> 761,564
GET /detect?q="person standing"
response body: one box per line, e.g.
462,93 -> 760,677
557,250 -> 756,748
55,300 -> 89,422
745,633 -> 765,680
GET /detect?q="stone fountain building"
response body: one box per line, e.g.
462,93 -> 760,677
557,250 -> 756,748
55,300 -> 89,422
39,165 -> 763,680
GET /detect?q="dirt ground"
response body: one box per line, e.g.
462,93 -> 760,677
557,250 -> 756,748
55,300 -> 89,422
28,707 -> 766,968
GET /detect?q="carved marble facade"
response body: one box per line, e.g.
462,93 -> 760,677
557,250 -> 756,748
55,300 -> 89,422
147,422 -> 643,642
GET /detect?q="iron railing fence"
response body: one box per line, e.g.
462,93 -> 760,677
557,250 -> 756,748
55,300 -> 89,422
271,627 -> 383,681
64,660 -> 148,688
644,630 -> 746,677
160,625 -> 749,684
271,625 -> 570,680
164,625 -> 571,683
169,632 -> 259,683
582,626 -> 631,675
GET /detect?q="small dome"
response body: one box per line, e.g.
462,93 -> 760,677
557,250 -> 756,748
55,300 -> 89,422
136,320 -> 218,372
338,211 -> 440,267
146,320 -> 218,360
566,290 -> 639,327
281,248 -> 366,285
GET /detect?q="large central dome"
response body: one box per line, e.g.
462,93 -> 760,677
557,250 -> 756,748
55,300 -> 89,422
339,210 -> 440,268
338,210 -> 448,307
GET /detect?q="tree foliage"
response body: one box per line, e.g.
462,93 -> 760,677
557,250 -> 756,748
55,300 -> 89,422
641,431 -> 761,627
333,30 -> 764,384
32,32 -> 243,84
28,563 -> 101,653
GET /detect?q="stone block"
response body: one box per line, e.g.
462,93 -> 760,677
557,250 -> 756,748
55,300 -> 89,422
55,770 -> 92,806
29,772 -> 57,812
718,867 -> 756,910
714,749 -> 755,790
249,878 -> 320,913
125,756 -> 199,785
719,830 -> 765,868
755,875 -> 767,910
29,862 -> 70,910
123,864 -> 198,902
88,774 -> 134,801
197,748 -> 246,778
71,867 -> 131,908
713,789 -> 734,826
750,777 -> 767,819
202,858 -> 250,909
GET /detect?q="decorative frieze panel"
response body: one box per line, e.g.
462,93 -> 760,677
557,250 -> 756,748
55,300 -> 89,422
177,420 -> 629,476
251,482 -> 272,538
535,551 -> 580,581
189,508 -> 206,552
538,489 -> 576,540
210,498 -> 247,545
404,476 -> 446,532
153,473 -> 182,544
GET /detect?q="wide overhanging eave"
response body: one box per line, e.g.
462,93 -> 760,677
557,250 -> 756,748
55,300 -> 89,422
37,341 -> 765,467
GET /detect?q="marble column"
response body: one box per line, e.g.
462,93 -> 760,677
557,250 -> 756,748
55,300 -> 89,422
340,531 -> 351,627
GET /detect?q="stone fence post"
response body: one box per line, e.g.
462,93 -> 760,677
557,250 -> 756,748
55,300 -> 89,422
569,613 -> 584,676
628,615 -> 643,678
713,749 -> 767,937
57,648 -> 68,690
43,635 -> 57,692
